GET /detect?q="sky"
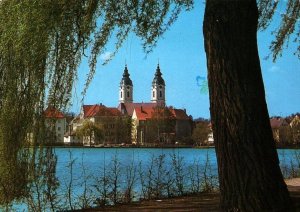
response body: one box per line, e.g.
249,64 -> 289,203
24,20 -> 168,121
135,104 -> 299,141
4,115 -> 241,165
72,1 -> 300,119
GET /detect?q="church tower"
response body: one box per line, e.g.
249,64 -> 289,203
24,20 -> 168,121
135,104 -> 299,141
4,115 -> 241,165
151,64 -> 165,105
119,65 -> 133,103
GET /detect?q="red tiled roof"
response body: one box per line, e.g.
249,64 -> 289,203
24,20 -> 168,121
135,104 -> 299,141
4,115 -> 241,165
118,102 -> 157,116
82,105 -> 93,116
44,107 -> 64,119
170,109 -> 190,120
133,105 -> 190,121
83,104 -> 122,118
270,117 -> 288,129
134,106 -> 154,121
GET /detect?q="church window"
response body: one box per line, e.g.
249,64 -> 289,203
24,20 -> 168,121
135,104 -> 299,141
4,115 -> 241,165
121,91 -> 122,98
127,91 -> 130,97
153,91 -> 155,98
160,91 -> 162,98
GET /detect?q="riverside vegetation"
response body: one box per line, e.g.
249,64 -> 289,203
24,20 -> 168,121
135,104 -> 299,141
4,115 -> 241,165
1,148 -> 299,211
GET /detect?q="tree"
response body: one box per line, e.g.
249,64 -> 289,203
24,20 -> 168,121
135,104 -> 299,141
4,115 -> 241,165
150,106 -> 176,143
203,0 -> 295,210
115,116 -> 132,144
76,120 -> 103,146
192,121 -> 210,146
291,116 -> 300,146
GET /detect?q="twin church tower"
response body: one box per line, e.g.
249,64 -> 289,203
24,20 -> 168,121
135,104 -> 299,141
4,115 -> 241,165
119,64 -> 166,105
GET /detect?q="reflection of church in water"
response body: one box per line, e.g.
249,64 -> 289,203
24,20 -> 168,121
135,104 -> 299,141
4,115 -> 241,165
117,64 -> 192,145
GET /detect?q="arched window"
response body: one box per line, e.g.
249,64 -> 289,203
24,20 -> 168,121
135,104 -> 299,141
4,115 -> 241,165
120,91 -> 122,98
127,91 -> 130,98
153,91 -> 155,98
160,90 -> 162,98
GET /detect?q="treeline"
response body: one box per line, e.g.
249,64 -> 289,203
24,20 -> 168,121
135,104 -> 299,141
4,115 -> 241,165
192,114 -> 300,148
270,114 -> 300,147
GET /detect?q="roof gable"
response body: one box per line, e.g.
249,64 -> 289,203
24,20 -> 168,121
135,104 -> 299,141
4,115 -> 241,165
118,102 -> 157,116
134,106 -> 154,121
44,107 -> 64,119
170,109 -> 190,120
83,104 -> 121,118
270,117 -> 289,128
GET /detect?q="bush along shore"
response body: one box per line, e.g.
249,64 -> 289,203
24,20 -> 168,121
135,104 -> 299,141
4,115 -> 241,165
1,150 -> 300,211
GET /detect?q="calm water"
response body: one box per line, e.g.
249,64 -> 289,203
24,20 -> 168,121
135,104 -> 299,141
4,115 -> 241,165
10,148 -> 300,211
55,148 -> 300,180
55,147 -> 299,177
53,147 -> 300,192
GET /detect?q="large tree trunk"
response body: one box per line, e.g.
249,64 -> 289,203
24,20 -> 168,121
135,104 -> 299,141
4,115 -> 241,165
203,0 -> 293,211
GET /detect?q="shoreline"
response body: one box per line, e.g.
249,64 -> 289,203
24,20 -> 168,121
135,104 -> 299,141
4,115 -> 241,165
26,144 -> 300,149
75,178 -> 300,211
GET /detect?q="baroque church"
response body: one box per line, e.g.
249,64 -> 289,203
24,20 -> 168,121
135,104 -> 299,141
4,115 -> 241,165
117,64 -> 192,145
64,64 -> 192,146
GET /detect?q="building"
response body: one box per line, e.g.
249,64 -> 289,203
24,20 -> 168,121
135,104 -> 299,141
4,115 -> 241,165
44,107 -> 67,143
65,64 -> 192,146
70,104 -> 131,146
270,117 -> 291,144
64,117 -> 82,145
118,64 -> 192,145
151,64 -> 166,105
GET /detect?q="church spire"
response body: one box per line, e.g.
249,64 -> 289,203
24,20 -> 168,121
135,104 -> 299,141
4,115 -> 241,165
119,65 -> 133,103
151,64 -> 165,105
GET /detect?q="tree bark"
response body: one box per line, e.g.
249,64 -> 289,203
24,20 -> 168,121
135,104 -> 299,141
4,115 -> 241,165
203,0 -> 293,211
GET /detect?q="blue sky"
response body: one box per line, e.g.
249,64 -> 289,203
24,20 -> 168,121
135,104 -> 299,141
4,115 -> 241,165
72,1 -> 299,119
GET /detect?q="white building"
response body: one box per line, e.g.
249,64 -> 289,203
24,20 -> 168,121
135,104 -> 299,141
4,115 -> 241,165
44,107 -> 67,143
151,64 -> 166,106
119,65 -> 133,103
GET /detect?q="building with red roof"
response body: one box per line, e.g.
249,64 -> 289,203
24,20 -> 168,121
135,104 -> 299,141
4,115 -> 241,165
131,105 -> 192,145
270,117 -> 290,144
68,103 -> 130,146
116,65 -> 192,145
44,107 -> 66,143
66,64 -> 192,146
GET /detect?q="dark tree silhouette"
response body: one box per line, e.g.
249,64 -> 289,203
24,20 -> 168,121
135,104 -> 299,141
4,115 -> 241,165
203,0 -> 294,210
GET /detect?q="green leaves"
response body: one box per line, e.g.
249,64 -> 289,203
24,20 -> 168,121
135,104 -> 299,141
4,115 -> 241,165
258,0 -> 300,61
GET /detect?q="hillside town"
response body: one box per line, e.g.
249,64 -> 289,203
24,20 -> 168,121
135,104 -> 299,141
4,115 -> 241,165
44,65 -> 300,148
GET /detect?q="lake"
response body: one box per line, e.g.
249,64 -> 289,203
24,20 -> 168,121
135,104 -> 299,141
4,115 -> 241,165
54,147 -> 299,179
9,147 -> 300,211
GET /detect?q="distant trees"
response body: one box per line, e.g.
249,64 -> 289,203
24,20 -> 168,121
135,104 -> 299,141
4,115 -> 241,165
76,120 -> 103,146
192,121 -> 210,146
270,115 -> 300,146
150,106 -> 176,143
115,116 -> 132,144
290,116 -> 300,146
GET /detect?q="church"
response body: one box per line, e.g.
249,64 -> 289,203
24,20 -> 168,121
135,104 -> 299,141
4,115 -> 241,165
117,64 -> 192,145
65,64 -> 192,146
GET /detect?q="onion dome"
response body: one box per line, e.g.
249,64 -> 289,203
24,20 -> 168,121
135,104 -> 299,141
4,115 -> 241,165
120,65 -> 133,86
152,64 -> 165,86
